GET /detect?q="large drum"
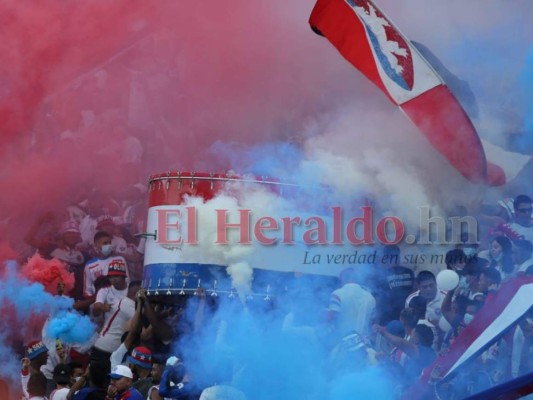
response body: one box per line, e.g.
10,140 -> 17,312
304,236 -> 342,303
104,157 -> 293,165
142,171 -> 345,300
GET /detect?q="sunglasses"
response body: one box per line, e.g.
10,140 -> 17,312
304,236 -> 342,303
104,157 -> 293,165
517,208 -> 533,213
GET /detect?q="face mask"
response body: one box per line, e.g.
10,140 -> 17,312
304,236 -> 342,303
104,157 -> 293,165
463,247 -> 477,257
464,313 -> 475,325
100,244 -> 113,256
492,253 -> 503,262
74,376 -> 81,383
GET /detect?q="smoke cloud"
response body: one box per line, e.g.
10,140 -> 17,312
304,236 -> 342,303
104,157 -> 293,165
1,0 -> 532,395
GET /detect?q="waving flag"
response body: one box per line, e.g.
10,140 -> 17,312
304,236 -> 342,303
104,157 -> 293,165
309,0 -> 515,185
403,275 -> 533,399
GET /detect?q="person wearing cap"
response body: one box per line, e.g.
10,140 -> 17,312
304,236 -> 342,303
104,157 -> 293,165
49,364 -> 71,400
129,346 -> 154,397
51,221 -> 84,265
93,259 -> 129,318
21,341 -> 49,399
107,365 -> 143,400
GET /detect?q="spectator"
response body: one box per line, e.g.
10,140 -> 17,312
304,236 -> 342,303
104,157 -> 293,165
457,261 -> 486,301
40,335 -> 70,396
67,362 -> 108,400
498,195 -> 533,242
106,365 -> 143,400
326,268 -> 376,340
21,341 -> 49,399
478,268 -> 502,297
478,236 -> 515,280
129,347 -> 154,397
68,362 -> 84,386
374,323 -> 436,386
159,357 -> 201,400
445,249 -> 467,273
83,231 -> 129,298
376,245 -> 415,325
50,364 -> 71,400
51,221 -> 85,299
407,296 -> 439,350
146,355 -> 166,400
93,260 -> 129,318
91,281 -> 141,374
94,215 -> 142,264
405,271 -> 445,325
28,371 -> 48,400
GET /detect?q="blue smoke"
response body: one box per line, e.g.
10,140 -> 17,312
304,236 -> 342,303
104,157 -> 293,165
46,310 -> 96,344
0,260 -> 96,383
208,140 -> 356,215
0,260 -> 59,319
209,140 -> 307,179
444,25 -> 533,156
173,277 -> 400,400
513,48 -> 533,151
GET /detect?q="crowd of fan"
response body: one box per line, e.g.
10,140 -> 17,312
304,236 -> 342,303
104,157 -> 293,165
11,192 -> 533,399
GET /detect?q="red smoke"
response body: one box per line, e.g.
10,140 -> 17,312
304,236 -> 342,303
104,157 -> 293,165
21,253 -> 75,295
1,1 -> 531,250
0,0 -> 365,247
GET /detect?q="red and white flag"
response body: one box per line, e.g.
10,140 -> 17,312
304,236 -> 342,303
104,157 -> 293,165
309,0 -> 529,186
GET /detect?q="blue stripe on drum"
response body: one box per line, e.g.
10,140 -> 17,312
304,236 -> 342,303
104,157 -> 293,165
142,263 -> 339,298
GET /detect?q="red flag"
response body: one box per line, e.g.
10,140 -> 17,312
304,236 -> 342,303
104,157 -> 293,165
309,0 -> 506,185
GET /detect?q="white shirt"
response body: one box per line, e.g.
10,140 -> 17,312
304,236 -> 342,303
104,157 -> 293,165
94,297 -> 135,353
83,256 -> 129,297
506,222 -> 533,242
50,387 -> 69,400
110,342 -> 128,371
329,283 -> 376,337
96,286 -> 128,313
405,289 -> 446,323
517,256 -> 533,273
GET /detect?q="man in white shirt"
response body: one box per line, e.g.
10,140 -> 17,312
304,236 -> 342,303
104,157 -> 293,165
327,268 -> 376,340
91,280 -> 141,374
93,259 -> 129,318
405,271 -> 446,325
83,231 -> 129,298
49,364 -> 70,400
500,195 -> 533,242
21,341 -> 49,400
94,215 -> 142,263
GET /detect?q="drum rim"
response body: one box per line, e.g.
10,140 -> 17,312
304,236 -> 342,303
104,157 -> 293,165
148,171 -> 299,188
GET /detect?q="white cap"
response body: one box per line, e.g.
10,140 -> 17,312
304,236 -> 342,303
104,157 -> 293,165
109,365 -> 133,380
